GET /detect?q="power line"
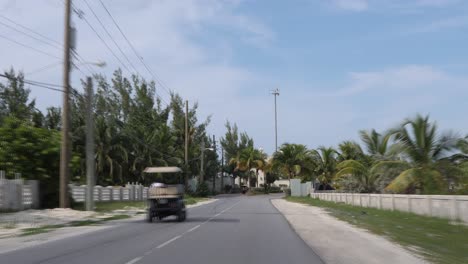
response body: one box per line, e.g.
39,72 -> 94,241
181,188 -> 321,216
97,0 -> 173,97
0,14 -> 62,48
0,73 -> 64,93
82,0 -> 138,74
71,2 -> 132,74
0,20 -> 61,50
0,33 -> 61,59
0,14 -> 96,79
26,61 -> 62,75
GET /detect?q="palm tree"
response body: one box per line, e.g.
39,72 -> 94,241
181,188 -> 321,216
359,129 -> 401,159
231,146 -> 266,187
335,159 -> 384,193
311,146 -> 338,186
94,117 -> 128,185
337,140 -> 364,161
273,143 -> 314,185
384,114 -> 460,194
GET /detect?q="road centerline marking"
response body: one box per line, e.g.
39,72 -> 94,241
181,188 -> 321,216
125,257 -> 142,264
156,235 -> 182,249
186,225 -> 200,233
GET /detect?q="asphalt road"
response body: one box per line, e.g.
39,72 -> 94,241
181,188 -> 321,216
0,194 -> 324,264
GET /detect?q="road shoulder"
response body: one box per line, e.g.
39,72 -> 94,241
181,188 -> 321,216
271,199 -> 426,264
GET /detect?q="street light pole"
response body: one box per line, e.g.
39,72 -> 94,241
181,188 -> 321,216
212,135 -> 216,193
184,100 -> 189,187
59,0 -> 72,208
271,88 -> 280,152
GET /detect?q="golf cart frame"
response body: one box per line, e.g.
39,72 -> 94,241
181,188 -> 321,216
145,167 -> 186,222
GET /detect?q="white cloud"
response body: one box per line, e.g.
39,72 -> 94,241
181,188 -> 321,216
329,0 -> 461,13
328,65 -> 449,96
330,0 -> 369,11
0,0 -> 278,151
406,16 -> 468,34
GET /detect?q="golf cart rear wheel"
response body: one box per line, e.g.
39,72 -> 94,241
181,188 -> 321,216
177,210 -> 186,222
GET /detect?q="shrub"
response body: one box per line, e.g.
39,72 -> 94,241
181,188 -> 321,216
196,182 -> 210,197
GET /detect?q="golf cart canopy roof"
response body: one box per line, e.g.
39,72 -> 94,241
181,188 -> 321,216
143,167 -> 183,174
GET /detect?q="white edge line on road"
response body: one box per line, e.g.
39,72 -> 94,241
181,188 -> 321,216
125,256 -> 142,264
156,235 -> 182,249
186,225 -> 201,233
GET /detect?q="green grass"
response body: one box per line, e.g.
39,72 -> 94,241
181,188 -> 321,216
184,194 -> 209,205
286,196 -> 468,264
20,224 -> 66,236
19,215 -> 131,236
73,201 -> 146,212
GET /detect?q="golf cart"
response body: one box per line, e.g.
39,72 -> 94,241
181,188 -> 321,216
145,167 -> 186,222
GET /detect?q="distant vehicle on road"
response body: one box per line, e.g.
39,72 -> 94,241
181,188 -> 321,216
144,167 -> 186,222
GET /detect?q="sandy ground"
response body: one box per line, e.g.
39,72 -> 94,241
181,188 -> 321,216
0,199 -> 216,240
272,199 -> 427,264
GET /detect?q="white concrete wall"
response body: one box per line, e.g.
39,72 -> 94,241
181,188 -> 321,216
0,179 -> 39,210
291,180 -> 311,197
70,183 -> 147,202
311,192 -> 468,223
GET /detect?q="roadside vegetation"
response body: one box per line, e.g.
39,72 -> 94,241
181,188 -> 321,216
0,69 -> 220,208
270,115 -> 468,195
19,215 -> 130,237
287,196 -> 468,264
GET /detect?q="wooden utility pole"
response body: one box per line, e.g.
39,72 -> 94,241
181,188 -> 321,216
59,0 -> 72,208
85,77 -> 95,211
184,100 -> 189,187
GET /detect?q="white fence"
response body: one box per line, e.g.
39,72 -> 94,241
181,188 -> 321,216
0,179 -> 40,211
290,179 -> 312,197
311,192 -> 468,223
69,183 -> 148,202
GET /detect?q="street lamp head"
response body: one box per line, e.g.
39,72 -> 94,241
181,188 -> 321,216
205,147 -> 214,151
94,61 -> 107,68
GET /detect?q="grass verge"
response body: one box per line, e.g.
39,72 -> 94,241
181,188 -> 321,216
20,224 -> 66,236
73,201 -> 146,212
184,194 -> 209,205
286,196 -> 468,264
20,215 -> 131,236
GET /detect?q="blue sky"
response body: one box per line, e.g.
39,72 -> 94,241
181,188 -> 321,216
1,0 -> 468,155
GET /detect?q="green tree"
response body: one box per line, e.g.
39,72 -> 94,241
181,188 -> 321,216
311,146 -> 338,186
359,129 -> 402,159
384,115 -> 461,194
0,117 -> 61,207
0,69 -> 35,123
272,143 -> 314,184
337,140 -> 365,161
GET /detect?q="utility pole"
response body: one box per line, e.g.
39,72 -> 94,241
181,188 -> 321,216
200,139 -> 205,183
184,100 -> 189,187
60,0 -> 72,208
271,88 -> 280,152
85,77 -> 95,211
221,146 -> 224,193
212,135 -> 216,193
